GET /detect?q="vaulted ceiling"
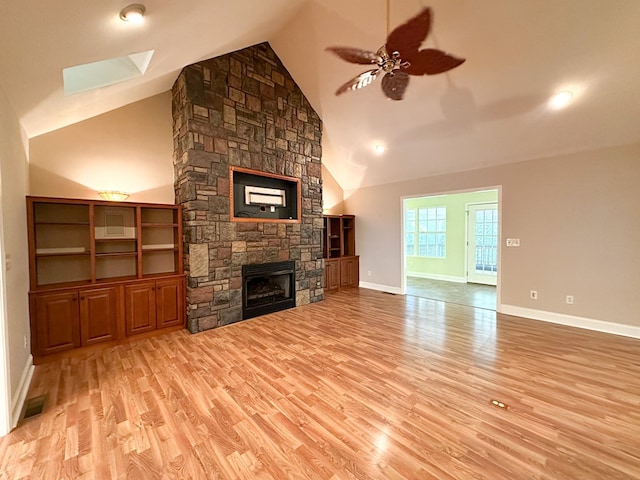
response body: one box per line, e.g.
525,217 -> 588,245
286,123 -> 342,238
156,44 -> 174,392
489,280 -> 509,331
1,0 -> 639,191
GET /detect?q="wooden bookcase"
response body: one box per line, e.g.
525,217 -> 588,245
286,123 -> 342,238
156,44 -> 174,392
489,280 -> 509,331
322,215 -> 359,292
26,196 -> 185,360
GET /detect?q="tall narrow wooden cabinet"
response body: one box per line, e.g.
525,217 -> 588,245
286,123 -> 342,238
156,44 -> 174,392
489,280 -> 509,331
322,215 -> 359,292
27,196 -> 185,360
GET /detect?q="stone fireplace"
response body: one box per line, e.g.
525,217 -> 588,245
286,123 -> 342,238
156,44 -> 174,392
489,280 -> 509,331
242,260 -> 295,320
172,42 -> 324,333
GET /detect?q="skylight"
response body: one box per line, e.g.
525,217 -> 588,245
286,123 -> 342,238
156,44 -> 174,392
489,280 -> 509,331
63,50 -> 154,96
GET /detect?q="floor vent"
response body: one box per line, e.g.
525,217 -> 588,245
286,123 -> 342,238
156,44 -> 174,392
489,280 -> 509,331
490,399 -> 509,410
22,394 -> 47,420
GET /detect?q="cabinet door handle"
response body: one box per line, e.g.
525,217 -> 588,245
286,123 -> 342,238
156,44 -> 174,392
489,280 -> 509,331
72,297 -> 78,302
80,296 -> 85,300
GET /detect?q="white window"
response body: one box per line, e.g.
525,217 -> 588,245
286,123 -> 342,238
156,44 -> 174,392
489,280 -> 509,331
405,210 -> 416,255
406,207 -> 446,258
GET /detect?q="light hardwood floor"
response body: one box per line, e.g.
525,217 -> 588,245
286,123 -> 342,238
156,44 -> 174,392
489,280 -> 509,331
1,288 -> 639,479
406,277 -> 496,310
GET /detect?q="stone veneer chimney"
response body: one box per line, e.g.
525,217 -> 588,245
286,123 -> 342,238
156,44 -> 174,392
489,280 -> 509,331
172,42 -> 324,333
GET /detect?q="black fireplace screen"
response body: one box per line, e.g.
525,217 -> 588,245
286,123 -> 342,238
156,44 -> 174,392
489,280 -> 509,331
242,260 -> 296,320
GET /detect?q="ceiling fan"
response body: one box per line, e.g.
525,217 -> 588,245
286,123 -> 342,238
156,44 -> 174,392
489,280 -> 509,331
326,5 -> 465,101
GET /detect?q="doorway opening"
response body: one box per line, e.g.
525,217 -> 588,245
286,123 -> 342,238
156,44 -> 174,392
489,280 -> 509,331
402,188 -> 500,310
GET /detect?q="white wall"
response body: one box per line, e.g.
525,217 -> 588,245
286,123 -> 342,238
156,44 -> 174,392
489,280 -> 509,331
344,143 -> 640,332
322,165 -> 344,214
0,84 -> 32,433
29,92 -> 174,204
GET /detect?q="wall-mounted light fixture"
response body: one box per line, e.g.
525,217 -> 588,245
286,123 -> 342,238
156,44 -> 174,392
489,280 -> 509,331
119,4 -> 146,23
98,191 -> 130,201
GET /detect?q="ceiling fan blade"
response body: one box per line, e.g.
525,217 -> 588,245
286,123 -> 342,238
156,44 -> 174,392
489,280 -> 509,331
403,49 -> 465,76
335,68 -> 382,95
326,47 -> 379,65
381,71 -> 410,101
385,7 -> 431,59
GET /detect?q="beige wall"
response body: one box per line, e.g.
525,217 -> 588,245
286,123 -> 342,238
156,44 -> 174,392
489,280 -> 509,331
322,165 -> 344,214
0,84 -> 31,424
29,92 -> 174,204
344,143 -> 640,328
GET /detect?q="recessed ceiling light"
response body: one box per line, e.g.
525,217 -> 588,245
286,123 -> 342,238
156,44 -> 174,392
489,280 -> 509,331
374,144 -> 385,154
549,90 -> 573,110
119,4 -> 146,23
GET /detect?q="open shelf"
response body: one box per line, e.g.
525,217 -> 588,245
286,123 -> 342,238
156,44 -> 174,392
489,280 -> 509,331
28,197 -> 184,290
322,214 -> 359,291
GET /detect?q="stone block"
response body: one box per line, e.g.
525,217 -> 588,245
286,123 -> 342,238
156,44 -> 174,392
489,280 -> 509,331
232,252 -> 248,265
189,244 -> 209,277
209,196 -> 229,214
217,176 -> 230,196
230,58 -> 242,77
198,315 -> 219,332
214,267 -> 231,281
232,241 -> 247,252
220,307 -> 242,326
223,104 -> 236,125
229,87 -> 245,104
187,317 -> 200,334
247,95 -> 261,112
236,222 -> 257,232
213,289 -> 230,306
247,250 -> 264,264
189,286 -> 214,304
229,289 -> 242,307
296,290 -> 310,306
214,138 -> 228,155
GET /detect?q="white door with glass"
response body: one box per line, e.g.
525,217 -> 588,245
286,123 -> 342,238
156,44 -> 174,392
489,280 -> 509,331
467,203 -> 498,285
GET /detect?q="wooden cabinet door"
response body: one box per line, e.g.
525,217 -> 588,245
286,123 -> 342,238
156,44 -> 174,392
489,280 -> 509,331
33,291 -> 80,355
79,287 -> 118,346
340,257 -> 359,288
324,259 -> 340,292
124,282 -> 156,336
156,278 -> 184,329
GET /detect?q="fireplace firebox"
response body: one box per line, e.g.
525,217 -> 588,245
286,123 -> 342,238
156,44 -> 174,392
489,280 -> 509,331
242,261 -> 296,320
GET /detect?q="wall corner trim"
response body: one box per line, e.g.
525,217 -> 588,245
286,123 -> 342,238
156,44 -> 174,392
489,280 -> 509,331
11,354 -> 34,429
499,305 -> 640,339
359,282 -> 404,295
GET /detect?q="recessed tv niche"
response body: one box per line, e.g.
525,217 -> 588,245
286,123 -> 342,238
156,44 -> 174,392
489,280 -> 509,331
230,166 -> 301,223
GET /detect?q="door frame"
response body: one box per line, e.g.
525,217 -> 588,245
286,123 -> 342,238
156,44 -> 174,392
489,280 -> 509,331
0,186 -> 11,436
400,186 -> 502,309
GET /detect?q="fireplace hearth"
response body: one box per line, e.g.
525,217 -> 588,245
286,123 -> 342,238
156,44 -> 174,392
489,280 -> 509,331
242,261 -> 296,320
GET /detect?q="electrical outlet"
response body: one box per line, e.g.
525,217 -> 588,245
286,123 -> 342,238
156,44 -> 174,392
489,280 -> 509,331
367,270 -> 372,277
566,295 -> 574,305
530,290 -> 538,300
506,238 -> 521,247
23,335 -> 27,349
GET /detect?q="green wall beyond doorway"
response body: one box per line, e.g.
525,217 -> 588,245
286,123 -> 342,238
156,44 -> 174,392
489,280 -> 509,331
405,190 -> 498,281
